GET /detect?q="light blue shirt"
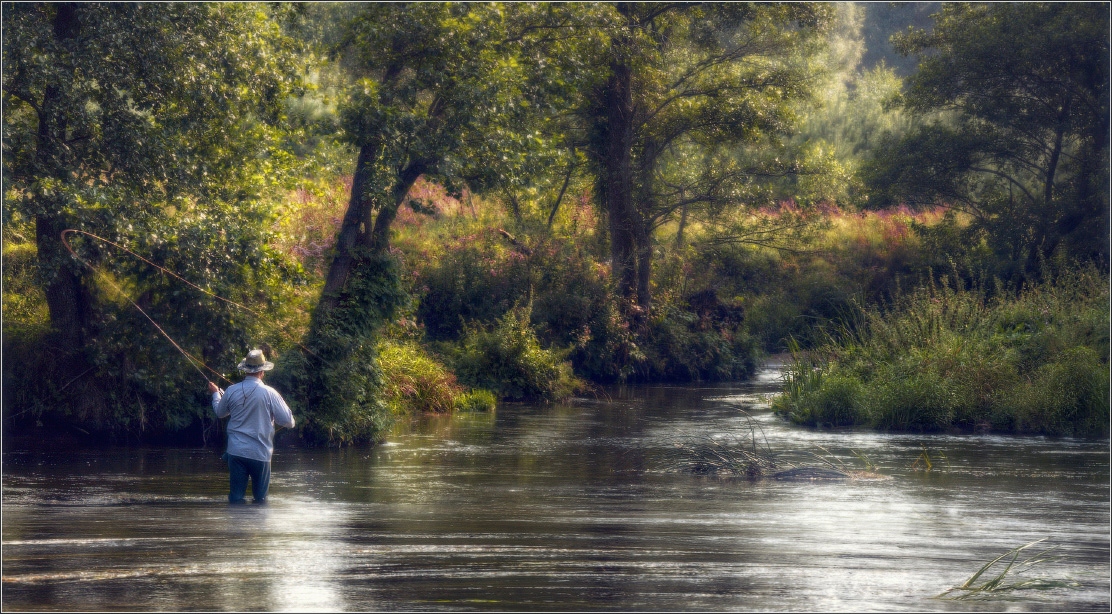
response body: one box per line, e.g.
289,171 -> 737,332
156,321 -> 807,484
211,377 -> 295,462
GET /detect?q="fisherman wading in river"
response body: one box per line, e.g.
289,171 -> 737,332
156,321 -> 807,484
207,349 -> 295,504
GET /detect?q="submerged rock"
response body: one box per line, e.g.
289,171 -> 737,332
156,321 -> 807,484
769,467 -> 850,481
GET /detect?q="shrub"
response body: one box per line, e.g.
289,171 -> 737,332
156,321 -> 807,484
863,367 -> 957,432
407,225 -> 645,382
639,301 -> 759,382
448,305 -> 580,402
800,374 -> 866,427
1006,347 -> 1110,437
411,228 -> 532,341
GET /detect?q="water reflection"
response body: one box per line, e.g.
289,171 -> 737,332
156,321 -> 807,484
3,364 -> 1109,611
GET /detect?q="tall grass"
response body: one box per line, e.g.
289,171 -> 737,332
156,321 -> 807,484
774,265 -> 1110,436
377,340 -> 464,415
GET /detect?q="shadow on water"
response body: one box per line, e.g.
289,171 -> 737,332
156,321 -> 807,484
3,361 -> 1109,611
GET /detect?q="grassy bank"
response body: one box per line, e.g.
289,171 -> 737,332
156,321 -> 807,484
773,265 -> 1110,436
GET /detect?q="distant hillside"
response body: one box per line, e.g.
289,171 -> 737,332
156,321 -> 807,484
859,2 -> 940,75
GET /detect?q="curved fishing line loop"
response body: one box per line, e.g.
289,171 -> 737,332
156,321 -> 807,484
60,229 -> 317,384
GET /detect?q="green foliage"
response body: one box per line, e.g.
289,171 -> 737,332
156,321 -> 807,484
1,241 -> 49,337
336,3 -> 561,192
2,3 -> 310,438
867,3 -> 1110,276
403,206 -> 762,384
414,228 -> 534,341
639,300 -> 758,382
294,3 -> 577,441
774,266 -> 1110,436
784,4 -> 915,207
864,367 -> 960,432
572,3 -> 838,305
447,305 -> 580,402
780,369 -> 865,429
679,203 -> 940,351
403,216 -> 642,383
1004,347 -> 1110,437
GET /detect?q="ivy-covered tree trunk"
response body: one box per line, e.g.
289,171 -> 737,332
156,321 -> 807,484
296,143 -> 426,444
316,143 -> 379,319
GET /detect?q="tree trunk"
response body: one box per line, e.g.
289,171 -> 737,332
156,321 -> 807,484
546,162 -> 574,229
604,53 -> 637,303
1036,96 -> 1078,263
317,143 -> 379,316
367,161 -> 426,252
1043,98 -> 1070,206
1048,99 -> 1108,260
36,3 -> 88,347
37,212 -> 90,347
675,200 -> 688,247
315,143 -> 426,324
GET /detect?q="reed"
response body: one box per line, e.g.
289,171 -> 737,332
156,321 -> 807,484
937,539 -> 1076,600
661,408 -> 878,479
661,410 -> 781,477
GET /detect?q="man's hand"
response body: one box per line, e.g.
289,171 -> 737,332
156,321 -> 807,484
207,381 -> 220,394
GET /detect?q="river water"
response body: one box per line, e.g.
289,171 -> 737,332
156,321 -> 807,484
3,362 -> 1109,611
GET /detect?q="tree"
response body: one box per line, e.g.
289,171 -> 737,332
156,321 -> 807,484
3,3 -> 300,431
866,3 -> 1110,273
287,3 -> 563,443
578,3 -> 834,312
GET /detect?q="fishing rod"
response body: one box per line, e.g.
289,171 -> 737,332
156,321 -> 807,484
60,228 -> 318,385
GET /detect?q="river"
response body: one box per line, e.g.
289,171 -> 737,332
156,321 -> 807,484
3,362 -> 1109,611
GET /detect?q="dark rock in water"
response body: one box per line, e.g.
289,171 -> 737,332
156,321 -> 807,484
770,467 -> 850,481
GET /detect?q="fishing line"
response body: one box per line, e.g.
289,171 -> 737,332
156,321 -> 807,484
61,230 -> 232,382
60,229 -> 317,384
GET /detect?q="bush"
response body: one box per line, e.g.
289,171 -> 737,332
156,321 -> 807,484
639,300 -> 759,382
377,340 -> 462,414
800,374 -> 866,427
448,305 -> 580,402
407,226 -> 647,382
274,251 -> 409,446
774,354 -> 868,428
863,367 -> 958,432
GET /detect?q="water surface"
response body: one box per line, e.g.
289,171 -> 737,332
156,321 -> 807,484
3,363 -> 1109,611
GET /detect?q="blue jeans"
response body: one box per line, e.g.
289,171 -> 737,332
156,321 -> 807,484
226,454 -> 271,504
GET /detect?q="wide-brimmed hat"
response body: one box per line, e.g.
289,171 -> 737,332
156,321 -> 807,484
237,349 -> 274,373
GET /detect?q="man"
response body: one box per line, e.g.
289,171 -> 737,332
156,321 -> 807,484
207,349 -> 295,504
